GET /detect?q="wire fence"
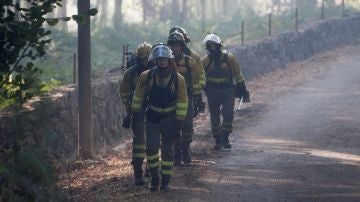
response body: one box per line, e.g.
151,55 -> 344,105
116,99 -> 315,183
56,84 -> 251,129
225,0 -> 360,46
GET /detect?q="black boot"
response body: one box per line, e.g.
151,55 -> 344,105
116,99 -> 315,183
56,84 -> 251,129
134,170 -> 145,186
149,177 -> 160,192
160,176 -> 171,192
181,141 -> 192,164
174,140 -> 182,166
132,159 -> 144,186
213,136 -> 224,150
223,133 -> 232,150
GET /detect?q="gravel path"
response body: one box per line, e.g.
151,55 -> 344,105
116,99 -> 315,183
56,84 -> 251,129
60,45 -> 360,202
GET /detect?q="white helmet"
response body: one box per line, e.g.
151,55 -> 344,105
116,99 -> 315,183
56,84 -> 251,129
148,44 -> 174,61
202,33 -> 222,46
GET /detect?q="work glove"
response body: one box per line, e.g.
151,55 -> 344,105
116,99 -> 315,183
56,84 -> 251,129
234,81 -> 250,102
122,114 -> 132,129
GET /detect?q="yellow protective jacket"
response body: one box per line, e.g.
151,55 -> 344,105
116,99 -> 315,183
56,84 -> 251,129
202,51 -> 244,86
175,54 -> 202,96
119,65 -> 141,114
131,68 -> 188,121
186,48 -> 206,92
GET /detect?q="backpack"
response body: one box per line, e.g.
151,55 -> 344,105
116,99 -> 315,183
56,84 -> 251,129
178,55 -> 192,95
126,53 -> 138,69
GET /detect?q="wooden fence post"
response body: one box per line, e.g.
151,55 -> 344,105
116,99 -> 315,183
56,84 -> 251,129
321,0 -> 325,19
73,53 -> 77,84
295,7 -> 298,32
241,21 -> 244,45
268,13 -> 272,36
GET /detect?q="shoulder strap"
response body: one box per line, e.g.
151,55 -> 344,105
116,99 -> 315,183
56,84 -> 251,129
128,65 -> 140,91
171,70 -> 179,95
142,67 -> 156,88
204,56 -> 213,72
185,56 -> 190,70
222,52 -> 233,83
222,52 -> 231,68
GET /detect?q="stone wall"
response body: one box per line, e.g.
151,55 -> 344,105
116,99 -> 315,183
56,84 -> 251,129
0,74 -> 125,160
1,16 -> 360,160
231,16 -> 360,80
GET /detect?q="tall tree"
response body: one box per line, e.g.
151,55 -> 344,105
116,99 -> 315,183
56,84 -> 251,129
58,0 -> 67,31
78,0 -> 93,159
100,0 -> 108,27
113,0 -> 123,27
200,0 -> 206,31
181,0 -> 187,24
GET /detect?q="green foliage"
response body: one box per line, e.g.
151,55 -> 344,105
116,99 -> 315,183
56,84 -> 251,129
0,1 -> 97,108
0,1 -> 97,201
0,0 -> 62,105
0,144 -> 60,201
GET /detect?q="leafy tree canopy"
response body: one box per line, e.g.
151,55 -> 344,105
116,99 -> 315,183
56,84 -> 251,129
0,0 -> 97,109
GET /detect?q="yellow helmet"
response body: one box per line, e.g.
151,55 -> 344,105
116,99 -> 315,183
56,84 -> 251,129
136,42 -> 152,59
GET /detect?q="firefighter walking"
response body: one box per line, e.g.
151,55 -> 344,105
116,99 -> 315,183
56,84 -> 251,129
131,44 -> 188,192
167,31 -> 202,165
119,42 -> 153,186
201,33 -> 250,150
169,26 -> 206,115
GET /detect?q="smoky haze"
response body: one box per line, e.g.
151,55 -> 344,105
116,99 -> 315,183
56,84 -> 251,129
39,0 -> 359,83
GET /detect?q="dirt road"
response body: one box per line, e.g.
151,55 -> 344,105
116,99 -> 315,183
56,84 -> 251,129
62,45 -> 360,202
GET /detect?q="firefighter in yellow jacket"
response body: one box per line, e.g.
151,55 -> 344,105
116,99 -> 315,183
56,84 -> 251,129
167,31 -> 201,165
131,44 -> 188,192
202,33 -> 250,150
119,42 -> 152,186
169,26 -> 206,115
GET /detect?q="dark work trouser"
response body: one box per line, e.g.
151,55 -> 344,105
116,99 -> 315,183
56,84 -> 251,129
205,87 -> 235,144
174,96 -> 194,162
131,111 -> 146,172
146,114 -> 177,181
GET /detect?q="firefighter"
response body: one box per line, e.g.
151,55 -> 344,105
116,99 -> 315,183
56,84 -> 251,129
201,33 -> 250,150
169,26 -> 206,115
131,44 -> 188,192
167,31 -> 202,166
119,42 -> 152,186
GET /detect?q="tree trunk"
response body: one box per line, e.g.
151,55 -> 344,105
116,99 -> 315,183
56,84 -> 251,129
172,0 -> 179,23
59,0 -> 67,31
113,0 -> 123,27
181,0 -> 187,25
211,0 -> 215,19
141,0 -> 146,23
222,0 -> 228,15
78,0 -> 93,159
100,0 -> 108,27
200,0 -> 206,31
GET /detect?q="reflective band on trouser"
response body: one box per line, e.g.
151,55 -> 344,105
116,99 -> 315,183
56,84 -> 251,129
131,95 -> 143,111
200,74 -> 206,88
160,160 -> 173,176
192,83 -> 202,95
212,125 -> 222,138
132,144 -> 146,159
147,154 -> 160,168
222,121 -> 233,133
206,77 -> 231,83
120,93 -> 130,102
